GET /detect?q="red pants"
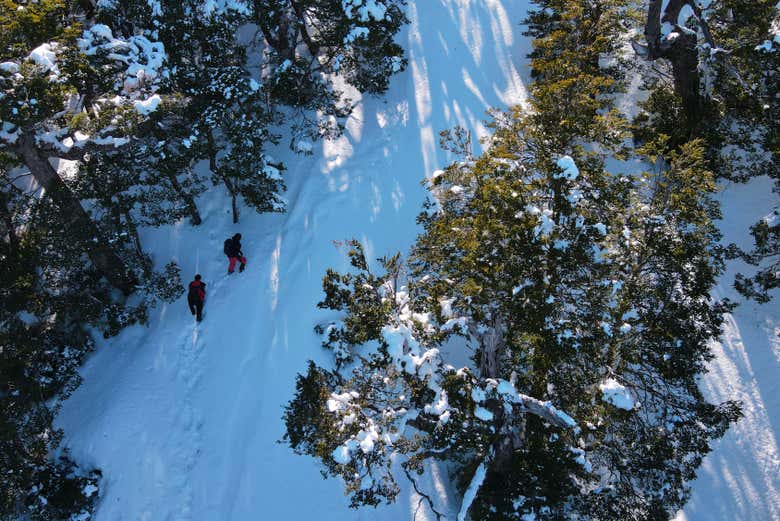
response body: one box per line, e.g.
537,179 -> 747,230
228,256 -> 247,273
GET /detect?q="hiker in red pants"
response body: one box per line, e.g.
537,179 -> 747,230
223,233 -> 247,274
187,274 -> 206,322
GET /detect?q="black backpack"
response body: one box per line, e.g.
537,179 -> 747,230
223,238 -> 231,255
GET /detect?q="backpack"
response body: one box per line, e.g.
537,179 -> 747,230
188,281 -> 205,301
223,238 -> 231,256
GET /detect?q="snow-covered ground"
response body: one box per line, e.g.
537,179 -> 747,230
56,1 -> 779,520
676,176 -> 780,521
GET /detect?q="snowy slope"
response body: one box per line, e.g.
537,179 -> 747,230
56,2 -> 532,520
55,1 -> 780,520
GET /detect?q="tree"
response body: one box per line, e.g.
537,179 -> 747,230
284,1 -> 740,518
0,175 -> 103,520
631,1 -> 779,302
99,0 -> 408,222
285,114 -> 740,519
0,3 -> 174,293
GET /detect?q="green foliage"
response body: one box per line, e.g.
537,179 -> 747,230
315,240 -> 395,366
284,1 -> 741,518
0,195 -> 104,520
0,0 -> 69,60
631,1 -> 779,302
1,2 -> 410,519
524,0 -> 634,149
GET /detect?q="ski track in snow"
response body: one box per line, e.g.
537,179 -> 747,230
54,2 -> 779,520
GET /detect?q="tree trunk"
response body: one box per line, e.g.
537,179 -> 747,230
477,318 -> 502,379
290,0 -> 319,56
206,131 -> 239,223
226,180 -> 239,224
165,170 -> 201,225
16,132 -> 137,295
0,194 -> 20,254
642,0 -> 702,127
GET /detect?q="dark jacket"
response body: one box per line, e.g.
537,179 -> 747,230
188,280 -> 206,303
224,237 -> 242,257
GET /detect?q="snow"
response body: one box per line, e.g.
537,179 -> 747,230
677,4 -> 695,26
0,121 -> 19,144
0,61 -> 19,73
533,209 -> 555,237
440,297 -> 455,317
554,155 -> 579,180
675,176 -> 780,521
475,406 -> 494,422
82,483 -> 98,497
49,2 -> 779,521
599,378 -> 635,410
28,43 -> 58,75
134,94 -> 162,115
457,456 -> 489,521
295,139 -> 313,153
343,0 -> 387,22
344,26 -> 370,44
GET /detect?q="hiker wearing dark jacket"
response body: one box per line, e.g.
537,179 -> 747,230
188,275 -> 206,322
224,233 -> 247,274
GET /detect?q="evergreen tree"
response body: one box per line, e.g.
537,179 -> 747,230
98,0 -> 408,222
631,1 -> 779,301
284,112 -> 740,520
0,2 -> 172,293
284,1 -> 739,519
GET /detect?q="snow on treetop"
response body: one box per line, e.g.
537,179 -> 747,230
134,94 -> 162,115
599,378 -> 635,410
344,26 -> 370,45
0,62 -> 19,74
78,26 -> 166,96
326,391 -> 358,412
200,0 -> 250,16
28,43 -> 59,76
554,155 -> 579,180
342,0 -> 388,22
533,209 -> 555,238
474,406 -> 493,422
0,122 -> 19,144
439,297 -> 455,317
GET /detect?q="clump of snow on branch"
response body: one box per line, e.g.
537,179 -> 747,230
342,0 -> 388,22
200,0 -> 250,16
28,43 -> 59,77
77,25 -> 166,97
134,94 -> 162,115
599,378 -> 635,410
554,155 -> 579,180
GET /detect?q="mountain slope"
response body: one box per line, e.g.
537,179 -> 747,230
56,2 -> 531,519
55,2 -> 779,520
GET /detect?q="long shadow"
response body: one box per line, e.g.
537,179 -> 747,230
678,176 -> 780,521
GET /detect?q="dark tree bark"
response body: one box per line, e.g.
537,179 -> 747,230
290,0 -> 320,56
0,193 -> 20,254
641,0 -> 702,125
163,168 -> 202,225
16,132 -> 137,295
225,177 -> 239,224
207,130 -> 239,223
